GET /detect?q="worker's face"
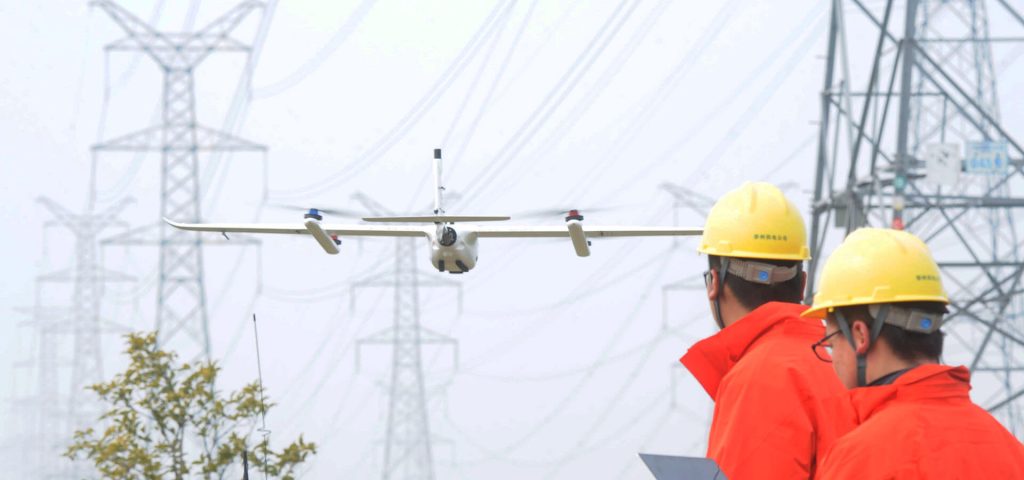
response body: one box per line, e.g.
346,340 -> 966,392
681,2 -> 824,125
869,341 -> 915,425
824,317 -> 858,389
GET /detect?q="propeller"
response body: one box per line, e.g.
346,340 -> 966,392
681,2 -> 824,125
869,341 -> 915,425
266,203 -> 366,218
510,205 -> 635,220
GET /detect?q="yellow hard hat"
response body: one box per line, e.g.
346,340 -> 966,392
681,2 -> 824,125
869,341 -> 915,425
803,228 -> 949,319
698,182 -> 810,261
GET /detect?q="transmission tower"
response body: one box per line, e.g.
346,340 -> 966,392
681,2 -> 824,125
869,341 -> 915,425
658,184 -> 711,409
38,197 -> 134,461
9,295 -> 67,480
5,198 -> 133,478
660,182 -> 715,239
659,182 -> 712,328
350,192 -> 460,480
92,1 -> 265,358
809,0 -> 1024,433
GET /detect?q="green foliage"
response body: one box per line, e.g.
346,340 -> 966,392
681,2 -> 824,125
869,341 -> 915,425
66,332 -> 316,479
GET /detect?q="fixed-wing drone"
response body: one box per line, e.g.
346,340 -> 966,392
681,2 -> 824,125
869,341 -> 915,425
166,149 -> 702,274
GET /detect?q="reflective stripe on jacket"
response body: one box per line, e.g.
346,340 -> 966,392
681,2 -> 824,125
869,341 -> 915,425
680,302 -> 855,480
818,364 -> 1024,479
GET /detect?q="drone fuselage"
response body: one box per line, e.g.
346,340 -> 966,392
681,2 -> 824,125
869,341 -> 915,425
428,224 -> 479,274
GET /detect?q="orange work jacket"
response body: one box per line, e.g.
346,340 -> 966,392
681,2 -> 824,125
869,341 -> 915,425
818,364 -> 1024,479
680,302 -> 855,480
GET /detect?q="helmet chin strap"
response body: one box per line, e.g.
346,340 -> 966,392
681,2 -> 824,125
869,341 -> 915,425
712,257 -> 730,330
835,306 -> 891,387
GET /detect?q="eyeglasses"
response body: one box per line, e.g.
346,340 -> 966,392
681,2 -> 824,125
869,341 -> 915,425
811,329 -> 842,363
703,270 -> 713,288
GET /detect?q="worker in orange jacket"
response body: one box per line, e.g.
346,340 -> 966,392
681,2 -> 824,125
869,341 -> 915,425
679,182 -> 855,479
805,228 -> 1024,479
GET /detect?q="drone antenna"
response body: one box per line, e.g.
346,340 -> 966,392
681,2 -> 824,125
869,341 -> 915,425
433,148 -> 445,215
252,314 -> 270,480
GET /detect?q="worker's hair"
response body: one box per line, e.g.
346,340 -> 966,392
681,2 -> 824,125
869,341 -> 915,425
833,301 -> 946,361
708,255 -> 804,310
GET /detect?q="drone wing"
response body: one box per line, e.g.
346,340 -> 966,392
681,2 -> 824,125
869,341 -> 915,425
474,224 -> 702,257
473,224 -> 700,257
164,218 -> 429,255
473,226 -> 703,238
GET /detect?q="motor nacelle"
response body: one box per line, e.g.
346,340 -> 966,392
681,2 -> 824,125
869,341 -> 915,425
304,216 -> 340,255
566,218 -> 590,257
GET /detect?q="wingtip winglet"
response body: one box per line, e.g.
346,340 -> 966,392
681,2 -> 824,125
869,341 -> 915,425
163,217 -> 185,229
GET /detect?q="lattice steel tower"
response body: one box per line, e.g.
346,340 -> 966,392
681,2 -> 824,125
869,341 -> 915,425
352,192 -> 460,480
7,198 -> 132,479
11,279 -> 68,480
92,1 -> 265,357
809,0 -> 1024,433
39,197 -> 133,443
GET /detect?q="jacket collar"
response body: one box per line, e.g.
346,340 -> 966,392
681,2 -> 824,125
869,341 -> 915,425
680,302 -> 816,399
848,364 -> 971,423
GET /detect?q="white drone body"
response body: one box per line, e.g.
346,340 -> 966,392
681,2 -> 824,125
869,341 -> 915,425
165,149 -> 702,274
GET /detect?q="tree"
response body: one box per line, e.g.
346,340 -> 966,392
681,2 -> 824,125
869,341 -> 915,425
66,332 -> 316,479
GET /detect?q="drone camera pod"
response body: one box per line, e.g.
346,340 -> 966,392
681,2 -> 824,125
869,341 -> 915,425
439,226 -> 458,246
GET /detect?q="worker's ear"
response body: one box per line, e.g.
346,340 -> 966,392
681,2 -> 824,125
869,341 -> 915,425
850,319 -> 872,354
707,269 -> 720,301
799,271 -> 808,302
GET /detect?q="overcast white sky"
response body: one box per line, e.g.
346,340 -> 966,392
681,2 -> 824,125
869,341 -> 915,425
2,0 -> 1023,478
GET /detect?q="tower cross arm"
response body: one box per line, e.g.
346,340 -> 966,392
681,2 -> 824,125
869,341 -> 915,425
90,1 -> 173,63
182,1 -> 264,64
93,197 -> 135,228
36,197 -> 78,228
94,1 -> 262,68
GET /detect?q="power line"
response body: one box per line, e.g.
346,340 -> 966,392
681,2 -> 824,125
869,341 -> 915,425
453,204 -> 674,370
483,0 -> 674,203
549,0 -> 750,205
443,0 -> 541,181
455,0 -> 644,207
251,0 -> 377,99
403,0 -> 526,212
474,245 -> 677,459
587,4 -> 827,209
458,321 -> 699,383
268,0 -> 517,200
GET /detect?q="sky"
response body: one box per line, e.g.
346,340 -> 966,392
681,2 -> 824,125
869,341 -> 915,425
1,0 -> 1022,478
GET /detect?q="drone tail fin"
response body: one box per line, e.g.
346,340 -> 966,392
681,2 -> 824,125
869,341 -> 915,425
433,148 -> 445,215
